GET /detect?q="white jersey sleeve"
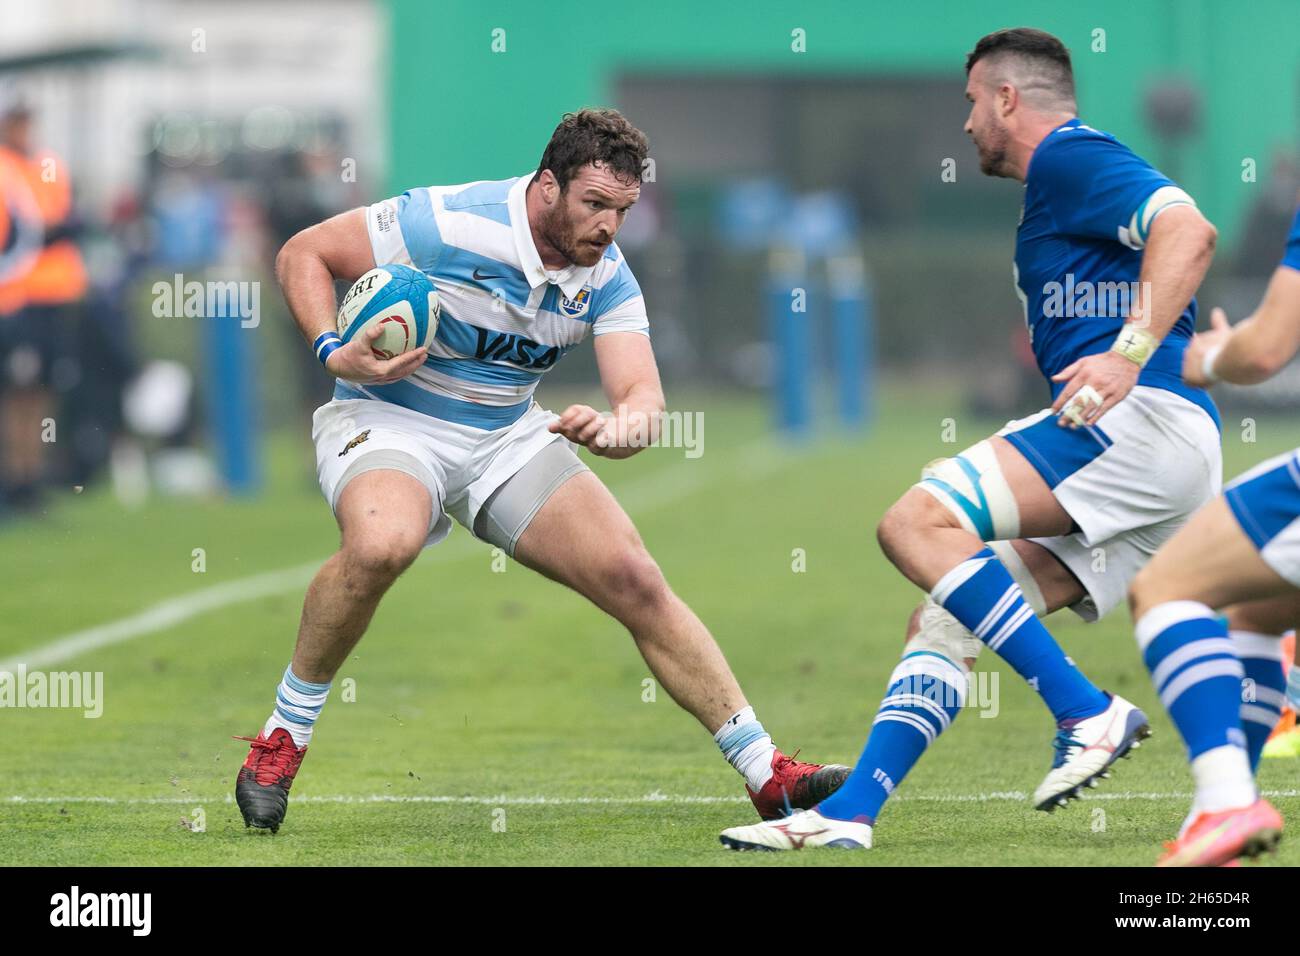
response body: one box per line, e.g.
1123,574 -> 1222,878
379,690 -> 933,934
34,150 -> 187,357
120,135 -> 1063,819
364,187 -> 446,273
590,254 -> 649,336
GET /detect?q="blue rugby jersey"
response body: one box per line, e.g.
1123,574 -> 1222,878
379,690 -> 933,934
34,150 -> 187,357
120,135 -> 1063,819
337,173 -> 648,429
1015,118 -> 1216,424
1283,204 -> 1300,273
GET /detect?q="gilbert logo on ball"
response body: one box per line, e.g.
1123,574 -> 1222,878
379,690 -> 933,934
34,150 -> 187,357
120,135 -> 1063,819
337,264 -> 440,360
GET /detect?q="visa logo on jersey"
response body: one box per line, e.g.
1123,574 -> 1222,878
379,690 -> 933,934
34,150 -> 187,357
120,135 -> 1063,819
473,327 -> 564,370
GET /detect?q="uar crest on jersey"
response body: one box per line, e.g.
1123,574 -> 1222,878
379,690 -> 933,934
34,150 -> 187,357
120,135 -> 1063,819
559,286 -> 592,317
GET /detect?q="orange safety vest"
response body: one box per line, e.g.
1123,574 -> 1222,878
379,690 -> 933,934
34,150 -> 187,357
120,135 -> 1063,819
0,145 -> 87,314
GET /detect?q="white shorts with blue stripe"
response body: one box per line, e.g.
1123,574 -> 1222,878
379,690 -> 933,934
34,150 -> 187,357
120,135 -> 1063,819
998,385 -> 1222,621
1225,448 -> 1300,588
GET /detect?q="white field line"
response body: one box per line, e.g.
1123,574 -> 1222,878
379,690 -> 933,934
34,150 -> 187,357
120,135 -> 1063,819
0,437 -> 787,673
0,561 -> 324,673
8,789 -> 1300,806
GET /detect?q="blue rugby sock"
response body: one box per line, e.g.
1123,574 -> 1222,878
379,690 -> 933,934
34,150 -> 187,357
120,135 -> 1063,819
1136,603 -> 1246,757
933,547 -> 1107,723
1231,630 -> 1287,772
817,651 -> 966,824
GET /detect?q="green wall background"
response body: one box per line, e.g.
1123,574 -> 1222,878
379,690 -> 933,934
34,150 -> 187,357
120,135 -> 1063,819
386,0 -> 1300,244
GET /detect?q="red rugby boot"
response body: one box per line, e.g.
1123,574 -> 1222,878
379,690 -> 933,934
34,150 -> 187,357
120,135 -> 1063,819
747,750 -> 850,820
234,728 -> 308,833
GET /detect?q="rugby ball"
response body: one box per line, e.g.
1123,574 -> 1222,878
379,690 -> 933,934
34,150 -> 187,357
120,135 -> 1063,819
337,264 -> 440,360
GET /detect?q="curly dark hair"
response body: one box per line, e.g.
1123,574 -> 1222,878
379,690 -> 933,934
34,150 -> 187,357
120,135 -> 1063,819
536,108 -> 649,192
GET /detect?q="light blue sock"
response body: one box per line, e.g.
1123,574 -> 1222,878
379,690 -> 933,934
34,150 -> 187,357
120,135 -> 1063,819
817,651 -> 966,824
264,664 -> 332,748
714,706 -> 777,791
933,547 -> 1107,723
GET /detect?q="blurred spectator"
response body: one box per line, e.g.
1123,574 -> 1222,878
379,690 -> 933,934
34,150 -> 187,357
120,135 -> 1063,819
1236,148 -> 1300,278
264,149 -> 355,424
70,192 -> 145,489
0,98 -> 88,513
151,169 -> 225,269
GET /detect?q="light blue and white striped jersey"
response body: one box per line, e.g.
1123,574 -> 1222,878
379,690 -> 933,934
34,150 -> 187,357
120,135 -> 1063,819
334,172 -> 649,429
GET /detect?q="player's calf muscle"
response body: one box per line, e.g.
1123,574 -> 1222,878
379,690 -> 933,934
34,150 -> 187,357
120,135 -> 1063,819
903,602 -> 925,642
1226,594 -> 1300,635
898,540 -> 1085,650
292,559 -> 378,681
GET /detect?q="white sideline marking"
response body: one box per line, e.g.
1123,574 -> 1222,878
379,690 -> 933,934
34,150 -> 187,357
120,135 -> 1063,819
3,793 -> 748,806
8,789 -> 1300,806
0,535 -> 482,673
0,438 -> 787,672
0,562 -> 322,673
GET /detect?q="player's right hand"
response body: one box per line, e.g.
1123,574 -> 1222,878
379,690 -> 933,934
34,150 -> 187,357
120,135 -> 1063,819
324,324 -> 428,384
1182,306 -> 1233,387
1050,350 -> 1138,428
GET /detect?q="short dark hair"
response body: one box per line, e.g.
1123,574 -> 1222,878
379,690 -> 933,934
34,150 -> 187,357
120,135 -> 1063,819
536,108 -> 648,192
965,28 -> 1075,105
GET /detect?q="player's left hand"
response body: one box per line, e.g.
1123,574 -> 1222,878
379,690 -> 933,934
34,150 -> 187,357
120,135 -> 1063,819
549,404 -> 621,457
1182,306 -> 1233,387
1050,351 -> 1140,428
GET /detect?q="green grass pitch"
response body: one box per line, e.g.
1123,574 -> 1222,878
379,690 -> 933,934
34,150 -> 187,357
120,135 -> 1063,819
3,387 -> 1299,866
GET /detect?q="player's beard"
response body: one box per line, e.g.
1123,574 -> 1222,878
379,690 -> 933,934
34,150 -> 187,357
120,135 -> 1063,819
537,198 -> 608,268
974,118 -> 1013,178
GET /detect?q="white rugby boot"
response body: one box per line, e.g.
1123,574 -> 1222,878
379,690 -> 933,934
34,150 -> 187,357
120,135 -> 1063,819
719,808 -> 872,851
1033,692 -> 1151,811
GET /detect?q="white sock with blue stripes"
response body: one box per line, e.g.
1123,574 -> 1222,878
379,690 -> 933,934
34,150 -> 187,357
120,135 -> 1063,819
263,664 -> 332,748
714,706 -> 777,791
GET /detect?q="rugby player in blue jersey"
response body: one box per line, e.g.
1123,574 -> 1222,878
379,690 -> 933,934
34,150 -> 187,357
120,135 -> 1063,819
1126,202 -> 1300,866
722,28 -> 1222,852
235,109 -> 846,833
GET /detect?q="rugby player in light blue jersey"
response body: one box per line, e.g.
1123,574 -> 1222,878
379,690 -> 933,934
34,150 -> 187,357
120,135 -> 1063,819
1127,202 -> 1300,866
234,109 -> 847,833
722,28 -> 1222,852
